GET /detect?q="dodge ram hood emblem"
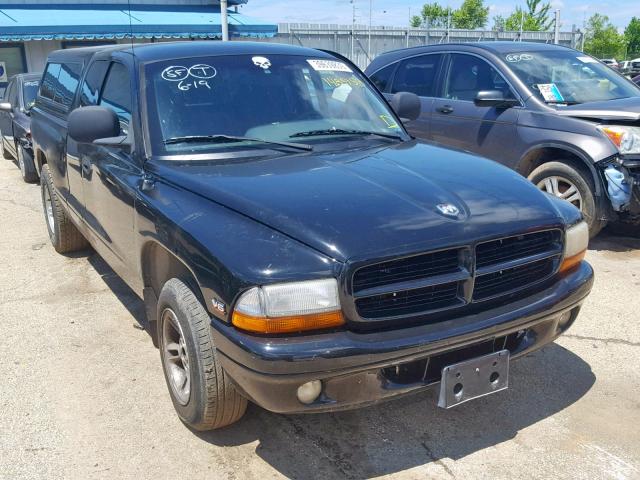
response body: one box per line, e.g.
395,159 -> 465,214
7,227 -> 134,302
436,203 -> 460,217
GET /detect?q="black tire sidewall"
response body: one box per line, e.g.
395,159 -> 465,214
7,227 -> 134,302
529,161 -> 601,235
40,165 -> 58,246
158,281 -> 209,427
18,145 -> 38,183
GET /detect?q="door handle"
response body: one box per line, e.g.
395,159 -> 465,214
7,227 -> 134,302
436,105 -> 454,114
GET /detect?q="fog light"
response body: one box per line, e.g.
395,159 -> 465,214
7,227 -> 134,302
297,380 -> 322,404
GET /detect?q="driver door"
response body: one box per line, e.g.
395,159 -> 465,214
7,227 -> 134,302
430,53 -> 520,167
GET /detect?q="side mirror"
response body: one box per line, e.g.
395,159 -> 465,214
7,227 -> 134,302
0,102 -> 12,113
68,106 -> 122,144
474,90 -> 519,108
389,91 -> 421,122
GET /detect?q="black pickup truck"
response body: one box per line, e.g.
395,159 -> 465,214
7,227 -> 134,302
31,42 -> 593,430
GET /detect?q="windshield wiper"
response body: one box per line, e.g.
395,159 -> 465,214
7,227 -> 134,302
290,128 -> 404,141
546,101 -> 581,105
163,134 -> 313,151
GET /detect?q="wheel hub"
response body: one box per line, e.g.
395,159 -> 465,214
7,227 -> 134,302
536,175 -> 583,211
161,308 -> 191,405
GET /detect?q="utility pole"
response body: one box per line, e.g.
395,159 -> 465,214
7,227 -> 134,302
221,0 -> 229,41
351,0 -> 356,61
368,0 -> 372,61
519,10 -> 524,41
553,9 -> 560,44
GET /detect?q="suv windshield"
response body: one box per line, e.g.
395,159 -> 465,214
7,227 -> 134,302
144,55 -> 405,155
22,79 -> 40,110
505,50 -> 640,105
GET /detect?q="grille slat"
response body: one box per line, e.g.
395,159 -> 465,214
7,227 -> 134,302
353,248 -> 462,292
356,282 -> 462,318
351,229 -> 561,320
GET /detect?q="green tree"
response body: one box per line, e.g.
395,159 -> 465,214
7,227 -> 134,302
492,14 -> 506,31
411,15 -> 423,28
452,0 -> 489,29
625,17 -> 640,58
420,2 -> 453,28
504,0 -> 552,32
584,14 -> 625,59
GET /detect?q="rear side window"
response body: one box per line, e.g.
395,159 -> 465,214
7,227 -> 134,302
370,63 -> 396,93
80,61 -> 109,107
444,54 -> 515,102
39,61 -> 82,107
40,63 -> 61,100
99,63 -> 132,135
391,54 -> 443,97
54,63 -> 82,107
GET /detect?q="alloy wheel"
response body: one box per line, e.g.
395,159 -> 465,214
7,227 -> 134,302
536,175 -> 583,211
42,184 -> 55,233
17,147 -> 25,177
161,308 -> 191,405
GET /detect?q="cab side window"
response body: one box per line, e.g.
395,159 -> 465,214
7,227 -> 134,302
99,63 -> 132,136
444,54 -> 516,102
54,63 -> 82,107
8,81 -> 18,107
40,63 -> 61,100
391,54 -> 443,97
80,61 -> 109,107
4,81 -> 16,107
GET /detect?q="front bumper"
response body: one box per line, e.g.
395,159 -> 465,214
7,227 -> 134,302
211,261 -> 593,413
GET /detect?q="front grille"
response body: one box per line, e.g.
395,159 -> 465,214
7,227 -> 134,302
476,230 -> 560,268
350,229 -> 562,322
356,281 -> 462,319
352,248 -> 461,293
473,257 -> 556,301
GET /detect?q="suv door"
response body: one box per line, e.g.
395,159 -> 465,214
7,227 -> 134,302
0,80 -> 17,155
79,61 -> 140,277
387,54 -> 444,139
430,53 -> 520,166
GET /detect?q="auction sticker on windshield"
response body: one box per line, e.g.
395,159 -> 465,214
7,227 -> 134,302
537,83 -> 565,102
307,59 -> 352,72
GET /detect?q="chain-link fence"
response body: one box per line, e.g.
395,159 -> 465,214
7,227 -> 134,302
255,23 -> 584,69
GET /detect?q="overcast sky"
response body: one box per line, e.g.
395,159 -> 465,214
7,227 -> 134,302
240,0 -> 638,31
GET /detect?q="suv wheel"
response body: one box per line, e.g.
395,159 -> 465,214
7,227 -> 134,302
158,278 -> 247,430
528,161 -> 605,237
17,144 -> 38,183
40,164 -> 89,253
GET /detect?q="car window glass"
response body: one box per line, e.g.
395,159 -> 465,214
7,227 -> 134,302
80,61 -> 109,107
53,63 -> 82,107
8,82 -> 18,106
391,54 -> 443,97
445,54 -> 515,102
4,82 -> 15,104
99,63 -> 132,136
40,63 -> 61,100
22,79 -> 40,109
370,63 -> 396,92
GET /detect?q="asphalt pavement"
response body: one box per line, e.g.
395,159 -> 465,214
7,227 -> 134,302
1,158 -> 639,480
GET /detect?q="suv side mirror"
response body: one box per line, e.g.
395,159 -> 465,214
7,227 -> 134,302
0,102 -> 12,112
474,90 -> 519,108
389,91 -> 421,122
68,106 -> 122,144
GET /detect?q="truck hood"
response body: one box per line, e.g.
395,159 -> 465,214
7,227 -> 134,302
150,141 -> 564,262
554,96 -> 640,122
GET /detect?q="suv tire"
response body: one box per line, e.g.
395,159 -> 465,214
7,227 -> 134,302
528,160 -> 605,237
158,278 -> 247,430
17,144 -> 38,183
40,164 -> 89,253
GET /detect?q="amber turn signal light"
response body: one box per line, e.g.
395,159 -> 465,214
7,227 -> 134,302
559,249 -> 586,273
232,310 -> 345,334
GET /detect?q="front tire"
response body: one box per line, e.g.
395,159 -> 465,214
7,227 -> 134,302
17,144 -> 38,183
158,278 -> 247,430
40,164 -> 89,253
528,160 -> 606,238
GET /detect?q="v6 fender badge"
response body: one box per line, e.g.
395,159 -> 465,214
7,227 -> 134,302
436,203 -> 460,217
212,298 -> 226,314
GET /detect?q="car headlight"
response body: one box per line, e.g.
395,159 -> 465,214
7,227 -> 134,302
597,125 -> 640,154
232,278 -> 344,334
560,221 -> 589,273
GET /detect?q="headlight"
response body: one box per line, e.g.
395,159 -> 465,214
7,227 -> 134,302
560,221 -> 589,273
232,278 -> 344,334
597,125 -> 640,154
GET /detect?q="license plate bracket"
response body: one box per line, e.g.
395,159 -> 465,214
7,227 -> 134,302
438,349 -> 509,408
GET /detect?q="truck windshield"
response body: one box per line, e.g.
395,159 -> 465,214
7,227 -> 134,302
505,51 -> 640,105
22,79 -> 40,110
144,55 -> 406,155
